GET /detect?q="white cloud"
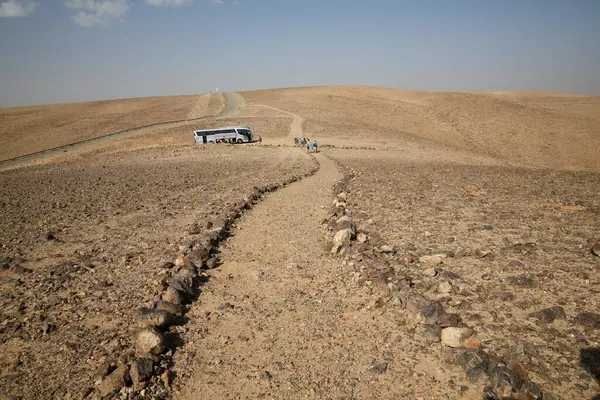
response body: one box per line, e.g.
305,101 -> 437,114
63,0 -> 130,27
145,0 -> 193,5
0,0 -> 37,17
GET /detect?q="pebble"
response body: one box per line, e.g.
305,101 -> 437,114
592,241 -> 600,257
421,267 -> 438,277
380,245 -> 394,253
357,232 -> 368,243
529,306 -> 566,324
419,255 -> 443,266
438,281 -> 452,294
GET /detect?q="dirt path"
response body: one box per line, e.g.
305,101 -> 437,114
173,149 -> 472,399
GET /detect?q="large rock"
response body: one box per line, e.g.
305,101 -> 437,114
441,327 -> 473,347
162,287 -> 184,305
156,300 -> 184,316
130,358 -> 154,383
136,327 -> 165,355
97,364 -> 129,397
136,308 -> 175,328
380,245 -> 395,253
166,274 -> 195,297
184,249 -> 208,269
333,229 -> 352,246
529,306 -> 566,324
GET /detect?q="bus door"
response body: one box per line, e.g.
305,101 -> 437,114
203,135 -> 207,144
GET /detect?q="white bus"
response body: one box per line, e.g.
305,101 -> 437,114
194,126 -> 254,144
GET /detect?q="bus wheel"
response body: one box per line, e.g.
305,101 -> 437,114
237,139 -> 243,144
208,141 -> 215,144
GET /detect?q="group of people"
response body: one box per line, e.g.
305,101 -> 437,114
293,137 -> 318,153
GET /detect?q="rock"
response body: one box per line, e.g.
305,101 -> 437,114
337,192 -> 347,201
136,327 -> 165,355
419,255 -> 443,266
166,275 -> 195,297
519,380 -> 543,399
529,306 -> 566,324
464,337 -> 481,349
333,229 -> 352,245
155,300 -> 184,317
130,358 -> 154,383
97,364 -> 129,397
488,365 -> 524,398
174,254 -> 185,268
592,242 -> 600,257
260,371 -> 273,381
357,232 -> 368,243
574,312 -> 600,328
422,267 -> 438,278
369,362 -> 388,374
380,245 -> 394,253
441,327 -> 473,348
137,308 -> 175,328
438,281 -> 452,294
417,301 -> 462,327
184,249 -> 208,269
205,258 -> 218,269
331,243 -> 343,254
217,303 -> 234,311
414,325 -> 442,344
188,223 -> 202,234
162,287 -> 184,305
44,232 -> 55,241
335,216 -> 355,233
506,274 -> 535,287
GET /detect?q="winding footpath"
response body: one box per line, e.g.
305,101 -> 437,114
172,97 -> 469,399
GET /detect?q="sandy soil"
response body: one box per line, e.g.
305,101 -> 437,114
242,86 -> 600,171
0,94 -> 223,161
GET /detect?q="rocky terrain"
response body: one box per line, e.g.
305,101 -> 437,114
324,148 -> 600,399
1,86 -> 599,399
0,145 -> 315,399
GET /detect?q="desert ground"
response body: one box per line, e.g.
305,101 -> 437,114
1,87 -> 599,400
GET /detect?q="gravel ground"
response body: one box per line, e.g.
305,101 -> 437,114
0,144 -> 315,400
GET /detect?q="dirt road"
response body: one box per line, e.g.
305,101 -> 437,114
0,93 -> 232,171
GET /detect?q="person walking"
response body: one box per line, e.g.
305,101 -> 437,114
259,136 -> 262,145
313,139 -> 318,153
306,139 -> 311,152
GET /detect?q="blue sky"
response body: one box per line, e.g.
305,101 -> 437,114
0,0 -> 599,107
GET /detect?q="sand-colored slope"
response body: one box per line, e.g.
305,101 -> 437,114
242,86 -> 600,171
0,94 -> 223,161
